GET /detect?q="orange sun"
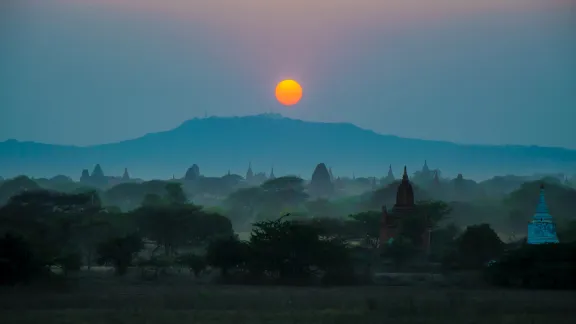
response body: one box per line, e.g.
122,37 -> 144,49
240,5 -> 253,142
275,79 -> 302,106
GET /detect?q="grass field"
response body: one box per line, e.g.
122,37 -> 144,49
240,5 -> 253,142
1,272 -> 575,324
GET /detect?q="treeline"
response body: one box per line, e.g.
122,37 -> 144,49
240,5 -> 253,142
2,174 -> 576,238
0,183 -> 232,284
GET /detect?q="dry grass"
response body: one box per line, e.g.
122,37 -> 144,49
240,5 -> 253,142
1,275 -> 575,324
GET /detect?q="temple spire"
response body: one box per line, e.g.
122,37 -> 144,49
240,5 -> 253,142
433,170 -> 440,184
402,165 -> 409,181
535,183 -> 550,215
527,182 -> 559,244
122,168 -> 130,180
246,162 -> 253,180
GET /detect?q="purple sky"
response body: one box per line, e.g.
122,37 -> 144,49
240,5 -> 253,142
1,0 -> 575,148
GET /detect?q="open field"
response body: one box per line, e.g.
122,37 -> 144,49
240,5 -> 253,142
1,274 -> 575,324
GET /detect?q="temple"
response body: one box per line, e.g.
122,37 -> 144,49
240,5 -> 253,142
245,162 -> 254,182
380,166 -> 431,253
527,184 -> 559,244
269,167 -> 276,180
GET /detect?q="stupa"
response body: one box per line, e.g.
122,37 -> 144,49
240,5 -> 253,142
527,184 -> 559,244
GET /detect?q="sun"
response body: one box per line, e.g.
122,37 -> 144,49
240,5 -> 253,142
275,79 -> 302,106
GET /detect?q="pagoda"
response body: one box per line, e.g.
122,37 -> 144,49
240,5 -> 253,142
527,184 -> 559,244
380,166 -> 431,253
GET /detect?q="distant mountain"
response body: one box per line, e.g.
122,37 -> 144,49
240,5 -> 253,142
1,114 -> 575,180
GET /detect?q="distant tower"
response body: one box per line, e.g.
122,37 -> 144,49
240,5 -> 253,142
269,167 -> 276,180
80,169 -> 90,183
122,168 -> 130,181
371,177 -> 378,189
329,167 -> 334,182
91,164 -> 105,178
527,184 -> 560,244
184,164 -> 200,180
433,170 -> 440,186
380,166 -> 431,254
246,162 -> 254,182
422,160 -> 430,173
381,164 -> 395,185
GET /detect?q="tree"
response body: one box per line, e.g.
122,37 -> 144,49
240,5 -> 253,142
248,215 -> 350,282
348,211 -> 381,249
0,176 -> 41,205
104,181 -> 171,211
134,204 -> 201,255
399,200 -> 451,246
258,176 -> 309,219
205,235 -> 250,277
0,233 -> 43,285
165,182 -> 187,205
96,233 -> 143,276
141,193 -> 164,207
224,187 -> 263,226
430,223 -> 461,261
452,224 -> 504,269
0,190 -> 105,271
135,182 -> 232,255
305,198 -> 335,218
175,253 -> 207,277
382,236 -> 418,267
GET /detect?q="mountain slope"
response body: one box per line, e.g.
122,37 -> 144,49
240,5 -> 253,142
1,114 -> 575,180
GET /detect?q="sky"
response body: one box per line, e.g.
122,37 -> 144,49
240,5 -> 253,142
1,0 -> 575,148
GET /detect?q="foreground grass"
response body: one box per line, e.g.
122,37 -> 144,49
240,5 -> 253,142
3,310 -> 576,324
1,276 -> 575,324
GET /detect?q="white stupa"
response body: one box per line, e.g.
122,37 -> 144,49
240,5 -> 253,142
527,184 -> 559,244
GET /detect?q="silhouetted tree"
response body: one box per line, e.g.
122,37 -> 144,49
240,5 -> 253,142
206,235 -> 250,277
449,224 -> 504,269
96,233 -> 143,276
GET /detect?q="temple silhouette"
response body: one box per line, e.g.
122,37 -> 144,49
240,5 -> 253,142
380,166 -> 432,254
527,184 -> 559,244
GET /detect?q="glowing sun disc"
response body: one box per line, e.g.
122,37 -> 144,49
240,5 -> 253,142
275,79 -> 302,106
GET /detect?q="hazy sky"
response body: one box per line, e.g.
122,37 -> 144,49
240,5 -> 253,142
1,0 -> 575,148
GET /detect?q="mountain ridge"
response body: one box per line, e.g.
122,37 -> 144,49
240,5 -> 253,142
1,114 -> 575,180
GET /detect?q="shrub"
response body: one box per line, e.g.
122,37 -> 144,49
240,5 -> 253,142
0,233 -> 46,285
484,242 -> 576,289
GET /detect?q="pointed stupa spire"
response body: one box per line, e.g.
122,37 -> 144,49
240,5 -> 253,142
269,166 -> 275,180
535,183 -> 550,216
122,168 -> 130,180
433,170 -> 440,184
423,160 -> 430,173
402,166 -> 409,181
527,182 -> 559,244
246,162 -> 253,180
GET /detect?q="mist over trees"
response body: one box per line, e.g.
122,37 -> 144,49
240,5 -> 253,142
1,158 -> 575,288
